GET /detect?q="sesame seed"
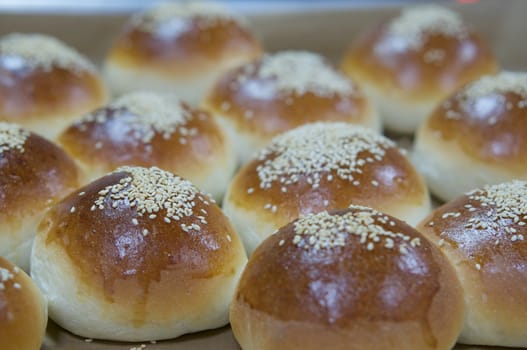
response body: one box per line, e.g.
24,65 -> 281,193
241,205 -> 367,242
93,166 -> 210,231
247,51 -> 354,97
84,339 -> 93,343
438,238 -> 445,247
142,229 -> 149,236
130,1 -> 240,33
132,218 -> 139,225
475,263 -> 481,270
291,206 -> 415,253
254,123 -> 395,191
70,206 -> 76,213
81,92 -> 193,145
226,234 -> 231,242
94,141 -> 103,149
0,33 -> 95,72
279,239 -> 285,246
371,180 -> 379,187
13,282 -> 20,289
461,72 -> 527,102
247,187 -> 254,194
387,5 -> 466,50
0,122 -> 30,154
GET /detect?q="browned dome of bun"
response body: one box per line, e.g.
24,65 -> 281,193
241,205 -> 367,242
58,92 -> 235,201
31,166 -> 247,341
223,122 -> 430,254
203,51 -> 380,164
414,72 -> 527,202
341,4 -> 498,133
104,1 -> 262,104
0,33 -> 107,140
0,257 -> 48,350
417,180 -> 527,347
0,122 -> 79,271
231,206 -> 464,350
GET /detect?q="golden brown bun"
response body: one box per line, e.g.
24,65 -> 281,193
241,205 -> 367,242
341,5 -> 498,133
0,257 -> 47,350
417,181 -> 527,347
0,33 -> 107,140
203,51 -> 380,164
414,72 -> 527,202
58,92 -> 235,201
104,1 -> 262,104
223,122 -> 430,254
231,206 -> 465,350
31,166 -> 247,341
0,122 -> 79,271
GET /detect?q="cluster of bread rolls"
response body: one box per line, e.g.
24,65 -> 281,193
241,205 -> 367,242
0,2 -> 526,349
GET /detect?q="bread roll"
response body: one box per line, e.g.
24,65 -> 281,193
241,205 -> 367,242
0,122 -> 79,271
58,91 -> 235,201
417,180 -> 527,347
414,71 -> 527,202
31,166 -> 247,341
0,257 -> 47,350
0,33 -> 107,140
231,206 -> 465,350
204,51 -> 380,164
104,1 -> 262,105
341,4 -> 498,134
223,122 -> 430,254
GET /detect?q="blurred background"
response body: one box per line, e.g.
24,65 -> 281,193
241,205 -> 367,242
0,0 -> 524,69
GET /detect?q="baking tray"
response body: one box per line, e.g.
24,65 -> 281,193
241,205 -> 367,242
1,0 -> 527,349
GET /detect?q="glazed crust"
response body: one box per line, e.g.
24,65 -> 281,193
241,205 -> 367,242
231,208 -> 464,350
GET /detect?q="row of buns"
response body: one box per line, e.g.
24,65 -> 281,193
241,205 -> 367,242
0,1 -> 526,349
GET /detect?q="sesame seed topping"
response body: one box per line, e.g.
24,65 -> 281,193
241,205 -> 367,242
84,339 -> 93,343
131,1 -> 240,33
93,166 -> 210,228
240,51 -> 353,97
78,192 -> 86,196
460,72 -> 527,102
475,263 -> 481,270
80,92 -> 193,144
291,206 -> 417,253
254,122 -> 394,191
70,206 -> 76,213
0,33 -> 95,72
0,266 -> 19,291
226,234 -> 232,242
0,122 -> 30,154
387,5 -> 466,50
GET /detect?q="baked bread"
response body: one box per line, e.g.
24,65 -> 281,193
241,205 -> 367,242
0,122 -> 79,271
417,180 -> 527,347
414,71 -> 527,202
0,257 -> 48,350
231,206 -> 465,350
203,51 -> 380,164
223,122 -> 430,254
0,33 -> 107,140
31,166 -> 247,341
58,91 -> 235,201
341,4 -> 498,133
104,1 -> 262,105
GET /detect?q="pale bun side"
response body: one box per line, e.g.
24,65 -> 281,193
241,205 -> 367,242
412,126 -> 511,202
